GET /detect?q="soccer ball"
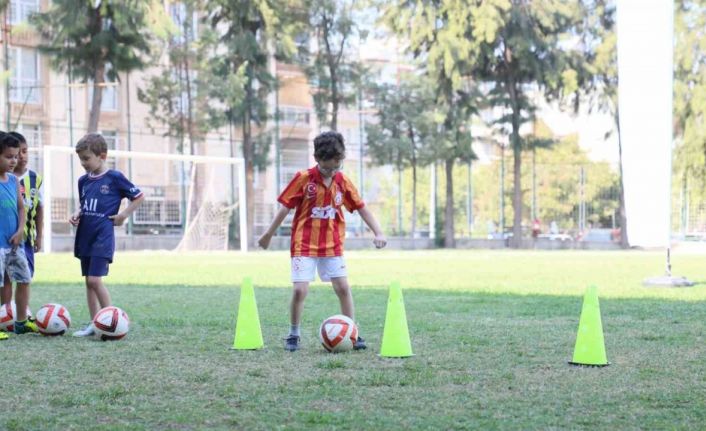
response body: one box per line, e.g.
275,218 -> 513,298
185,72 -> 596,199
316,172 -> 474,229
0,301 -> 33,332
35,304 -> 72,336
93,306 -> 130,341
318,314 -> 358,353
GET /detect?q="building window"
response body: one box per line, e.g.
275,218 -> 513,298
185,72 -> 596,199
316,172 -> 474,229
88,66 -> 118,111
15,123 -> 42,172
102,131 -> 119,169
280,106 -> 310,126
10,0 -> 39,25
9,48 -> 40,104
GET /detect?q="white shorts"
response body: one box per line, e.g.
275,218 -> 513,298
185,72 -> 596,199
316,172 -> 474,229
291,256 -> 348,283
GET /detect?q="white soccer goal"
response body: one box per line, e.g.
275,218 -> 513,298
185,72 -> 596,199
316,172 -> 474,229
39,145 -> 248,253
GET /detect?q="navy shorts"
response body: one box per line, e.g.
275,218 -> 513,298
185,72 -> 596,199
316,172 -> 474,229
80,256 -> 110,277
23,242 -> 34,277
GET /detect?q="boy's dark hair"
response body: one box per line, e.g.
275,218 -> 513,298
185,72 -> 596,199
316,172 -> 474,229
314,131 -> 346,161
0,132 -> 20,153
8,131 -> 26,144
76,133 -> 108,156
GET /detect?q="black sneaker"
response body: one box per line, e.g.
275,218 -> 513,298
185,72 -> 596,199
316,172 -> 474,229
284,335 -> 300,351
353,336 -> 367,350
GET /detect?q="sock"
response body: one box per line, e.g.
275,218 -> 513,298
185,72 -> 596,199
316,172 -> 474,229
15,319 -> 26,326
289,325 -> 300,337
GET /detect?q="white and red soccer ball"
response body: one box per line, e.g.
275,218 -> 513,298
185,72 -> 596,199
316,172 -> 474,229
319,314 -> 358,353
93,306 -> 130,341
35,303 -> 72,336
0,301 -> 33,332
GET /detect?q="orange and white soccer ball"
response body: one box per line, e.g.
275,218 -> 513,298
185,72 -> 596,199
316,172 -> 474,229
93,306 -> 130,341
35,303 -> 71,336
319,314 -> 358,353
0,301 -> 33,332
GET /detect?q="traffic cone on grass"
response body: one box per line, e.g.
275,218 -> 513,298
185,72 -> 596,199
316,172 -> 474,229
231,277 -> 264,350
569,286 -> 609,367
380,281 -> 413,358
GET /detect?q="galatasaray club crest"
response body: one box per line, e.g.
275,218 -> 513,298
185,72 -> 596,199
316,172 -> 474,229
334,191 -> 343,206
306,183 -> 317,199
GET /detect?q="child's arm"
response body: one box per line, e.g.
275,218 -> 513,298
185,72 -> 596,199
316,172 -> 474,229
357,206 -> 387,249
258,205 -> 291,249
34,203 -> 44,251
109,195 -> 145,226
10,180 -> 26,250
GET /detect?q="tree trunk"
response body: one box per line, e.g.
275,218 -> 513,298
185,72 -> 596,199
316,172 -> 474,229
87,62 -> 105,133
508,81 -> 523,249
322,12 -> 338,131
408,127 -> 418,237
330,70 -> 338,131
411,157 -> 417,238
243,67 -> 255,248
444,158 -> 455,248
615,110 -> 629,248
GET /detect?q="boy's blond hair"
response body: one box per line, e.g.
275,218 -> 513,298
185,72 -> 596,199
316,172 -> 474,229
75,133 -> 108,156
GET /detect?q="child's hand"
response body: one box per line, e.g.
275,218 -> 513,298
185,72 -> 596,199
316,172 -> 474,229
34,236 -> 42,252
258,233 -> 272,249
373,234 -> 387,249
69,211 -> 81,226
109,213 -> 127,226
9,232 -> 21,250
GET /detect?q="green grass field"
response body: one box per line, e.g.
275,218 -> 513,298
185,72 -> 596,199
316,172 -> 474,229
2,250 -> 705,430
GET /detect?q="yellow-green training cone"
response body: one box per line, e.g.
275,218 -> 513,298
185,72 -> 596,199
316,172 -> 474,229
232,277 -> 264,350
380,281 -> 414,358
569,286 -> 608,366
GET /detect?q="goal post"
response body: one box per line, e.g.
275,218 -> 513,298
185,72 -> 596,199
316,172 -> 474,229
40,145 -> 248,253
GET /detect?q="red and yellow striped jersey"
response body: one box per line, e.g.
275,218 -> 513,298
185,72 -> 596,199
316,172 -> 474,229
278,167 -> 365,257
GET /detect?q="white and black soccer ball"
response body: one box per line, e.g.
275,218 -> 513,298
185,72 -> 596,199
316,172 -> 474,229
35,303 -> 72,336
319,314 -> 358,353
0,301 -> 33,332
93,306 -> 130,341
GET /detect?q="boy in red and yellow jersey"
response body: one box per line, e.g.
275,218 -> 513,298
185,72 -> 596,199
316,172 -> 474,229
258,131 -> 387,351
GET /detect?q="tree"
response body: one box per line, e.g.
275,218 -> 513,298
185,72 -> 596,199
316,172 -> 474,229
31,0 -> 162,132
365,76 -> 434,236
673,0 -> 706,209
471,1 -> 585,247
383,1 -> 478,247
573,0 -> 627,247
303,0 -> 365,131
138,1 -> 243,155
205,0 -> 299,245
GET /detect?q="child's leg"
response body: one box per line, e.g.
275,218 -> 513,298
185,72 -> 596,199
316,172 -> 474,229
86,276 -> 111,317
85,277 -> 100,318
290,281 -> 309,327
330,277 -> 354,320
14,282 -> 30,321
1,272 -> 11,305
7,248 -> 32,321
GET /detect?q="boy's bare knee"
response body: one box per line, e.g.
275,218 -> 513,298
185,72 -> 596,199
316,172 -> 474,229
292,283 -> 309,300
331,278 -> 350,295
86,277 -> 102,290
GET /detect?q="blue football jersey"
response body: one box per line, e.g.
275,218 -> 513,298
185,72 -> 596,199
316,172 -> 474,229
74,170 -> 142,261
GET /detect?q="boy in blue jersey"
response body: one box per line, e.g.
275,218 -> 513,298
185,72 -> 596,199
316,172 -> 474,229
0,132 -> 35,338
69,133 -> 144,337
2,132 -> 44,307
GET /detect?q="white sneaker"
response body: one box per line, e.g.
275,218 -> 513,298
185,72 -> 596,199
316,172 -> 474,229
72,323 -> 96,337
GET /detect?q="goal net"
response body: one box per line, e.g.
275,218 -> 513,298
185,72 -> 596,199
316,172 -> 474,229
38,146 -> 247,253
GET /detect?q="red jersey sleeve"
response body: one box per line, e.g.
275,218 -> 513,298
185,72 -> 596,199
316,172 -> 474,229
340,174 -> 365,212
277,171 -> 308,209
